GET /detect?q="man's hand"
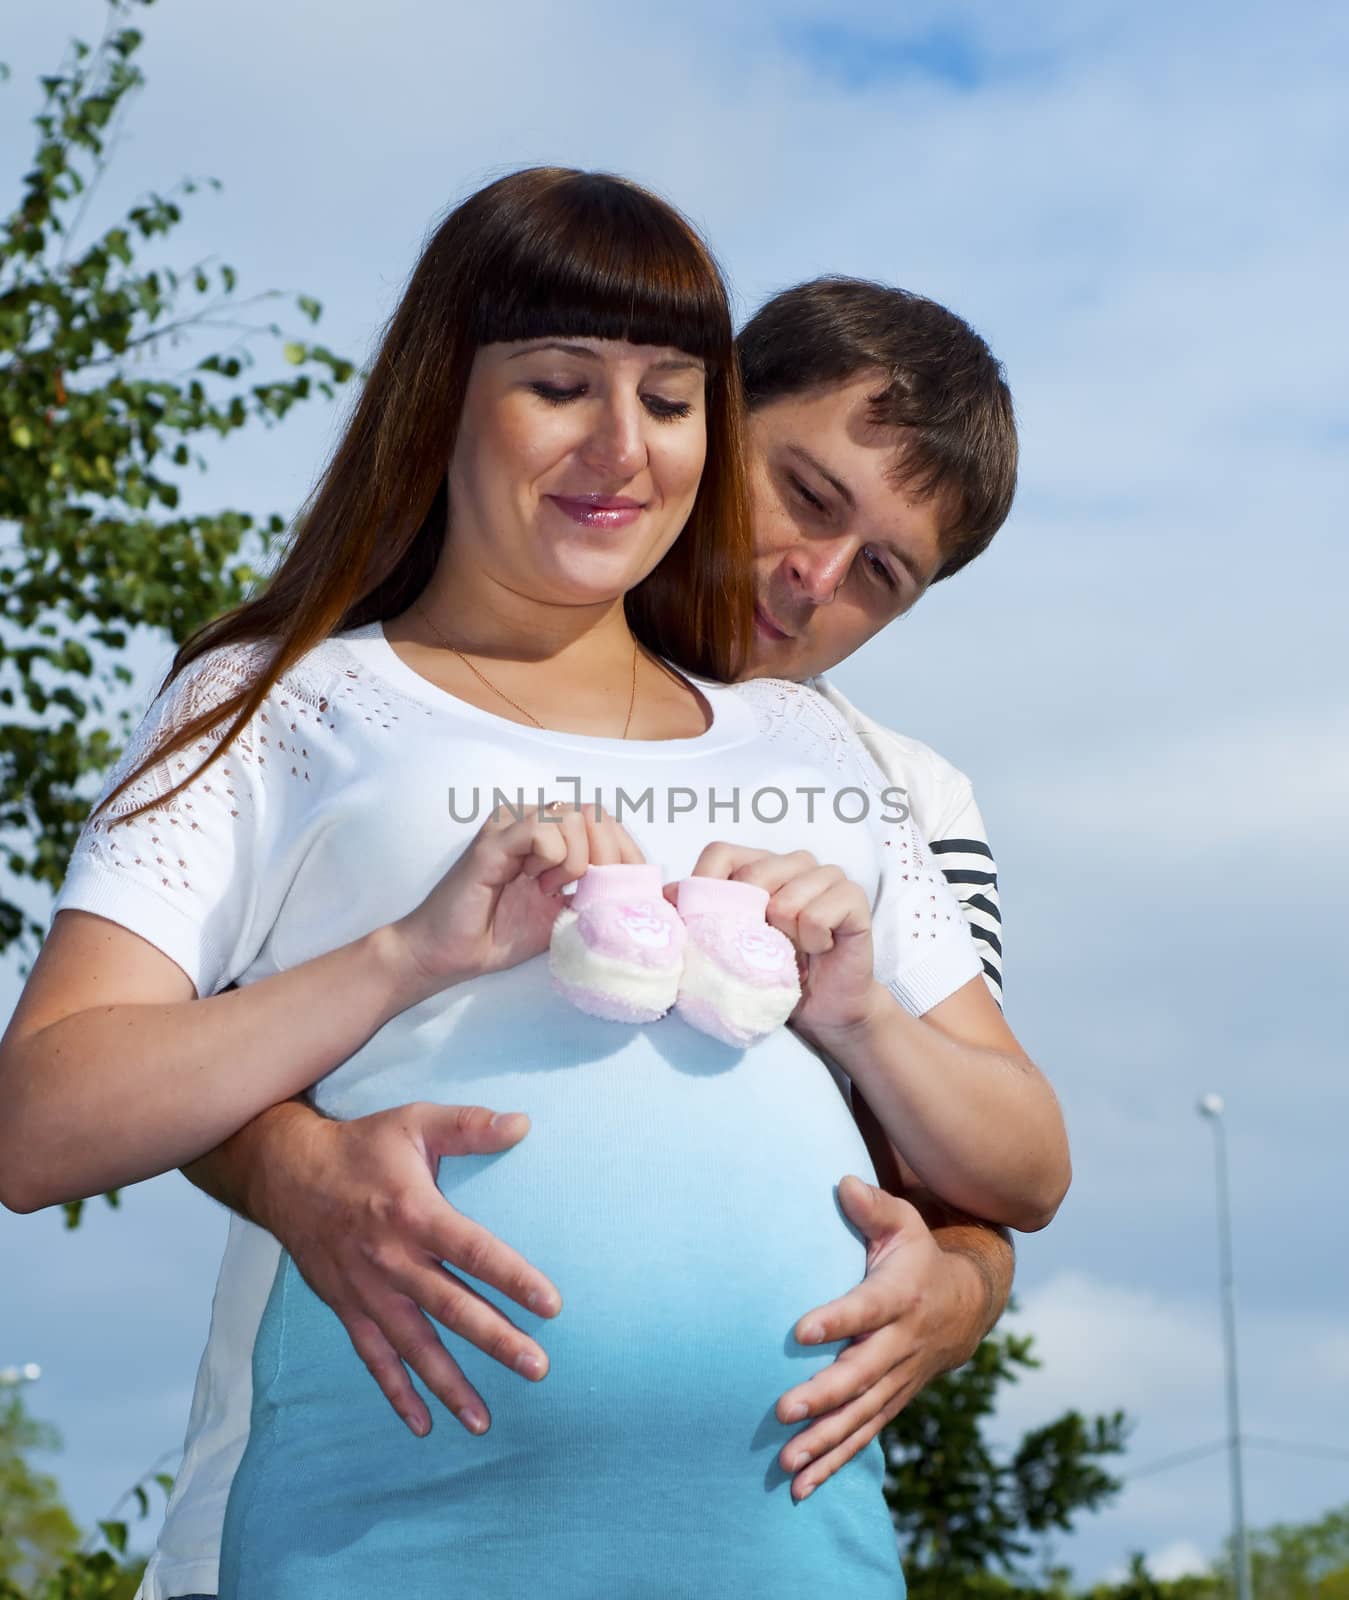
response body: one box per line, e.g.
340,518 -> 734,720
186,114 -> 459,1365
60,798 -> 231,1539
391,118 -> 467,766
774,1175 -> 996,1501
217,1101 -> 562,1438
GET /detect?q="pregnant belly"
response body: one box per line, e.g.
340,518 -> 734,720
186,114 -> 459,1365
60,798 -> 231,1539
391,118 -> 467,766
281,1002 -> 876,1456
234,1007 -> 900,1594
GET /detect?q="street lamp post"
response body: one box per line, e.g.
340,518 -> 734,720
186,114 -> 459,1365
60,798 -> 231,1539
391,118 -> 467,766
1197,1093 -> 1255,1600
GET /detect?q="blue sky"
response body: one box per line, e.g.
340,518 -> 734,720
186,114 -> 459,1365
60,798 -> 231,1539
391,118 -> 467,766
2,0 -> 1347,1585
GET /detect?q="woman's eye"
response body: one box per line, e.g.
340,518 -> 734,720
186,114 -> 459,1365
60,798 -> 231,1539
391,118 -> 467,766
643,395 -> 694,421
788,473 -> 827,514
863,549 -> 897,589
530,382 -> 586,404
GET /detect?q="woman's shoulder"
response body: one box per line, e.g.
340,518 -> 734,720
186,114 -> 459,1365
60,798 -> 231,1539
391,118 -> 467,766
724,674 -> 889,785
162,624 -> 438,741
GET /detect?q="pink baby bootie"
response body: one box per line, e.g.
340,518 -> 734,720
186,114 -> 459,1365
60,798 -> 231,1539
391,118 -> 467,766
673,877 -> 802,1047
548,863 -> 687,1023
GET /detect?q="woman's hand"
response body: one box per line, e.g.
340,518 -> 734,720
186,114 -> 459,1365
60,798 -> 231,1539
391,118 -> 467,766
390,801 -> 646,996
774,1176 -> 993,1500
666,843 -> 880,1035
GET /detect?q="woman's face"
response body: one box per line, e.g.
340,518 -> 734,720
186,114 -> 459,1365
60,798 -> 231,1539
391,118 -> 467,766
445,336 -> 708,609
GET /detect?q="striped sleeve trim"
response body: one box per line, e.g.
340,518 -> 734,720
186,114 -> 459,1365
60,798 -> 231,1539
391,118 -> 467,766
928,837 -> 994,860
929,839 -> 1003,1006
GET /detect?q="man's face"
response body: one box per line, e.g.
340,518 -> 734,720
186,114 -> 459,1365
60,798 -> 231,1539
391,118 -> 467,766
741,373 -> 949,682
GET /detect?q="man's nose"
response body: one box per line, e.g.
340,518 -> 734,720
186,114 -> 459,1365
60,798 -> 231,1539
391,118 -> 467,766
786,540 -> 853,605
580,392 -> 647,478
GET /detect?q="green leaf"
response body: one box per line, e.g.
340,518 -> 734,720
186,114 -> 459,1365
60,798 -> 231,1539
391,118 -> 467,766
281,340 -> 305,365
98,1519 -> 129,1553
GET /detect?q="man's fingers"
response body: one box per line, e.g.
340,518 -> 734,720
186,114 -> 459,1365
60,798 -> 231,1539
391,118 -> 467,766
835,1173 -> 919,1242
792,1274 -> 909,1350
787,1380 -> 914,1502
418,1102 -> 533,1158
342,1310 -> 432,1436
777,1328 -> 910,1424
369,1291 -> 492,1433
396,1259 -> 551,1381
415,1205 -> 561,1318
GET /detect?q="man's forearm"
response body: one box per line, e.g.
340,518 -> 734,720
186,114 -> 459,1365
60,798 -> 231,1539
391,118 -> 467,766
182,1097 -> 326,1227
851,1082 -> 1013,1363
902,1184 -> 1014,1357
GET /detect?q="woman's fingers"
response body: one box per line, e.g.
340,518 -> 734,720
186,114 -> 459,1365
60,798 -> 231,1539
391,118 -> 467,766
528,806 -> 592,896
679,848 -> 870,954
521,803 -> 645,893
785,1376 -> 916,1501
685,842 -> 817,889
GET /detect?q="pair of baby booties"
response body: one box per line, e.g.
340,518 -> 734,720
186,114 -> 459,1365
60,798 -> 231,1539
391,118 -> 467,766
547,863 -> 802,1047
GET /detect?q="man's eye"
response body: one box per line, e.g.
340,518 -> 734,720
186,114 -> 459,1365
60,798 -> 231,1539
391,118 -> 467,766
530,382 -> 585,404
788,473 -> 827,513
863,549 -> 897,589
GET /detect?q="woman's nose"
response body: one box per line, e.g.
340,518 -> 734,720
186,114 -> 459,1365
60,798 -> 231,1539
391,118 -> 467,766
580,392 -> 648,479
786,540 -> 852,605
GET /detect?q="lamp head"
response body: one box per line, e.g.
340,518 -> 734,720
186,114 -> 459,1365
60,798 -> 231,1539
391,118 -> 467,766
1198,1092 -> 1225,1119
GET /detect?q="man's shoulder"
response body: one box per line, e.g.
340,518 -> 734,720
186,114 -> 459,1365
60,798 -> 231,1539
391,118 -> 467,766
806,674 -> 975,809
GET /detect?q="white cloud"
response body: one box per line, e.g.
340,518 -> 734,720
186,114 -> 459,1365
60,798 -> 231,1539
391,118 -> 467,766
1149,1540 -> 1213,1581
995,1273 -> 1223,1433
1102,1540 -> 1212,1585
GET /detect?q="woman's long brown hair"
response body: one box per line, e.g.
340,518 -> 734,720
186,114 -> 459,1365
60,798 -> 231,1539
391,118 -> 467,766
98,167 -> 755,825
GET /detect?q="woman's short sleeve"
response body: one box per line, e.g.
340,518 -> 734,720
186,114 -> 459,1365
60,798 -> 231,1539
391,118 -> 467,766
48,641 -> 282,999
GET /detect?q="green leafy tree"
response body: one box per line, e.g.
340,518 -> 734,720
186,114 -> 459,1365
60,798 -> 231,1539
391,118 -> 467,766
0,1393 -> 80,1589
1081,1553 -> 1218,1600
0,0 -> 354,993
1233,1502 -> 1349,1600
0,1387 -> 168,1598
883,1322 -> 1129,1598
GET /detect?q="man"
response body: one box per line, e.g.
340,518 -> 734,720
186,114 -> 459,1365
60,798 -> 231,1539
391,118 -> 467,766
146,276 -> 1018,1600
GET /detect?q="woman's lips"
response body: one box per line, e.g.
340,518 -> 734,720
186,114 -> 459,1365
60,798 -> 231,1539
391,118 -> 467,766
547,495 -> 645,530
754,603 -> 792,641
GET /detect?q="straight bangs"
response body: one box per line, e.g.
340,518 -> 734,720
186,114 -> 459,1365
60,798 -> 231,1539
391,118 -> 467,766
467,173 -> 731,368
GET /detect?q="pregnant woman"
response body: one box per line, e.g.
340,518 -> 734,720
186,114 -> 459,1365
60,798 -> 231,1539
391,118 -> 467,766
0,168 -> 1068,1597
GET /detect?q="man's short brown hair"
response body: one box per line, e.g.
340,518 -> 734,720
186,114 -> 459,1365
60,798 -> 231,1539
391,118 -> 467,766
737,277 -> 1017,581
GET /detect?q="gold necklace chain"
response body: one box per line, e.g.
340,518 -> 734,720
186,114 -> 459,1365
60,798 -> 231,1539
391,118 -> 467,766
412,600 -> 639,738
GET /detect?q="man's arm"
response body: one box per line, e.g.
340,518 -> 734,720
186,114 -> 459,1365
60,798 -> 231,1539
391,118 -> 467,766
850,1082 -> 1013,1357
776,679 -> 1023,1499
182,1098 -> 313,1223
